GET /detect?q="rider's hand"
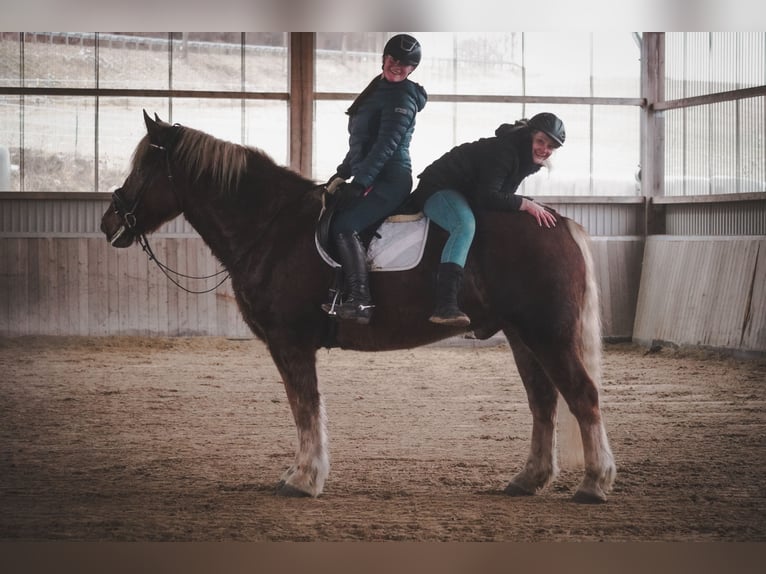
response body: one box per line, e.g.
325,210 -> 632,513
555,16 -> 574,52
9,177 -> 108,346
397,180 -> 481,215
345,181 -> 366,198
520,198 -> 557,228
325,173 -> 346,194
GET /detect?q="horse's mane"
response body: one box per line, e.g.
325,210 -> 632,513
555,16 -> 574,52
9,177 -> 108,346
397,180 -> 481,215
140,124 -> 309,197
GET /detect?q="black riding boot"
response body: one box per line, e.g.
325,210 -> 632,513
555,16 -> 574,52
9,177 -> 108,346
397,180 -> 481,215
429,262 -> 471,327
334,232 -> 374,325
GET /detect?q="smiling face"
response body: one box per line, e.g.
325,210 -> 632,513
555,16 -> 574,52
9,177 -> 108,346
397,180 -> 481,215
381,54 -> 416,83
531,130 -> 560,165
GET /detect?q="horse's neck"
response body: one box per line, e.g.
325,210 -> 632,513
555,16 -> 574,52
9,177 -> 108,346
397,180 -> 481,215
180,185 -> 294,274
179,192 -> 254,269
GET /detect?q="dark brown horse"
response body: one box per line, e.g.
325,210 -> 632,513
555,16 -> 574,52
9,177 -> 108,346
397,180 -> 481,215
100,111 -> 616,503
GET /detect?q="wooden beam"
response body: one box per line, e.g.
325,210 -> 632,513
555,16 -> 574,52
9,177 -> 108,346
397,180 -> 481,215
652,85 -> 766,112
640,33 -> 665,236
289,33 -> 315,177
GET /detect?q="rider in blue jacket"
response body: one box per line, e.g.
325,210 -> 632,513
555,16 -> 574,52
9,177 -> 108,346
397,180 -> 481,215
326,34 -> 428,325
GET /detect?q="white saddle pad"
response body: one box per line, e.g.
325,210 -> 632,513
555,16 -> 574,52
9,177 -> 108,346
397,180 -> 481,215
315,213 -> 430,272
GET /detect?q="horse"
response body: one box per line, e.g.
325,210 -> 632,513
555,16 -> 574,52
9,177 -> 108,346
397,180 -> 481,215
100,111 -> 616,503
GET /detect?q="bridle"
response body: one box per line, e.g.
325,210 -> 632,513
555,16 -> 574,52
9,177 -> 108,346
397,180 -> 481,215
110,135 -> 230,295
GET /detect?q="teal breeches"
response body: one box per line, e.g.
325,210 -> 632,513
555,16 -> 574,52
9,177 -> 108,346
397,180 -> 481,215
423,188 -> 476,267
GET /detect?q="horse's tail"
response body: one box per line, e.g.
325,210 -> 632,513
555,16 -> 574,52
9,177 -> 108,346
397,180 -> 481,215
568,218 -> 603,387
558,218 -> 603,468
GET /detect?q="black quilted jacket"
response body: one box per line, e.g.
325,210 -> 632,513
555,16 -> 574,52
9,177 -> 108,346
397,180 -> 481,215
411,123 -> 542,211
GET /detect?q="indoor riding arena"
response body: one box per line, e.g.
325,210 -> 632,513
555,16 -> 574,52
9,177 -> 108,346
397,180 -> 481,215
1,31 -> 765,549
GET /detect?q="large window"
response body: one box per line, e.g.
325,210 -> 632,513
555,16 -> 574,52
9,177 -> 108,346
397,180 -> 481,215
0,32 -> 289,193
3,32 -> 651,196
314,32 -> 642,196
664,32 -> 766,196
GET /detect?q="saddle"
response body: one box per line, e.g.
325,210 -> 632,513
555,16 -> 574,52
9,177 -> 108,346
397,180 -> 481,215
315,181 -> 429,272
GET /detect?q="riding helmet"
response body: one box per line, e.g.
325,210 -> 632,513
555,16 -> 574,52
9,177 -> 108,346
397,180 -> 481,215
528,112 -> 566,147
383,34 -> 422,67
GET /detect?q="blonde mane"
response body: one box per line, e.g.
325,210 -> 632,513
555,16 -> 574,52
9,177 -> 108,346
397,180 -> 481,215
170,126 -> 250,194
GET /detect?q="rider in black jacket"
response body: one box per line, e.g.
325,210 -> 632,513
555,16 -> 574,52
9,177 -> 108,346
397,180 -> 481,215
410,113 -> 565,326
326,34 -> 428,325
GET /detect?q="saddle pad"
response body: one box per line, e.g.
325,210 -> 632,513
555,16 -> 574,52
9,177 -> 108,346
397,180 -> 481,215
314,214 -> 430,272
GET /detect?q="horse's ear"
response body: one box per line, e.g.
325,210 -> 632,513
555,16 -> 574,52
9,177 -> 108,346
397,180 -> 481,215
143,109 -> 161,142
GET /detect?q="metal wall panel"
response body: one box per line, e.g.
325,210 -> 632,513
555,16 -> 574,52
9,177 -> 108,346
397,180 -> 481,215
591,237 -> 645,339
545,202 -> 644,236
0,236 -> 250,337
634,236 -> 766,352
0,197 -> 195,235
1,195 -> 647,238
0,232 -> 642,339
665,202 -> 766,235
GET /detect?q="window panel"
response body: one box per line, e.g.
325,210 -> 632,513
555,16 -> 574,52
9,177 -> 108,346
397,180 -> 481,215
591,106 -> 641,195
415,33 -> 524,96
244,32 -> 288,93
23,96 -> 95,192
739,96 -> 766,193
665,109 -> 685,197
97,98 -> 170,193
98,33 -> 170,90
314,33 -> 643,196
592,33 -> 641,98
314,100 -> 352,180
315,33 -> 388,93
171,33 -> 242,92
0,33 -> 21,88
663,33 -> 766,196
244,100 -> 289,166
24,32 -> 96,89
524,33 -> 592,97
0,95 -> 21,191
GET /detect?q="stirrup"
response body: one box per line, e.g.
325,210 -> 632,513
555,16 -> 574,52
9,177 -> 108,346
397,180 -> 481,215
321,287 -> 342,316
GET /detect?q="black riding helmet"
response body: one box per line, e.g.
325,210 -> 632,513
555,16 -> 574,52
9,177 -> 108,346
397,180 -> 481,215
383,33 -> 422,67
528,112 -> 566,147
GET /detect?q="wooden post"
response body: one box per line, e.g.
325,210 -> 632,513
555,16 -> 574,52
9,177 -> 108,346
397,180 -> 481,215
289,33 -> 315,177
641,33 -> 666,236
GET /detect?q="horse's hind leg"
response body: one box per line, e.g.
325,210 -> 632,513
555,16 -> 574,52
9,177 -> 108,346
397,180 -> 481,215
268,343 -> 329,497
532,342 -> 616,503
504,330 -> 559,496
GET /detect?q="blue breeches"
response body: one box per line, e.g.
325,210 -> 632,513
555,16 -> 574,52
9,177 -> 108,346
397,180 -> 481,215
423,188 -> 476,267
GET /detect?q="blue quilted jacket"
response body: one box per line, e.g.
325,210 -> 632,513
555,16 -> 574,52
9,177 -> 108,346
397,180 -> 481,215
336,75 -> 427,188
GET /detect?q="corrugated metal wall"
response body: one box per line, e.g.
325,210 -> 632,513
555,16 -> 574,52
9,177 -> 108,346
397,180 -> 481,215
634,236 -> 765,353
664,201 -> 766,235
0,195 -> 644,339
0,236 -> 249,337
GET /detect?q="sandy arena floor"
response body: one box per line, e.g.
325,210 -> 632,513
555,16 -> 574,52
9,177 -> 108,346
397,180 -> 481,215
1,336 -> 764,541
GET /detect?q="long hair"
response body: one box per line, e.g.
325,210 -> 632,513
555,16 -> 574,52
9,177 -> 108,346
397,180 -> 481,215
346,75 -> 381,116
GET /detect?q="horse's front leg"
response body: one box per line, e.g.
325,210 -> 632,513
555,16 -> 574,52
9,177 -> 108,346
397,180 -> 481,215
268,343 -> 329,497
504,333 -> 559,496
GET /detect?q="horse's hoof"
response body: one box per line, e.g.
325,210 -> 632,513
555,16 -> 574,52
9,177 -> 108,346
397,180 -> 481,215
572,489 -> 607,504
275,481 -> 313,498
504,482 -> 535,497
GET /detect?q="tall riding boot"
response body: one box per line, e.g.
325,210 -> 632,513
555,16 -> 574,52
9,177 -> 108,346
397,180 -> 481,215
429,262 -> 471,327
334,232 -> 374,325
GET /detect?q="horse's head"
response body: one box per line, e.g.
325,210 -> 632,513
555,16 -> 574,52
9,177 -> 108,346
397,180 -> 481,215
100,110 -> 185,248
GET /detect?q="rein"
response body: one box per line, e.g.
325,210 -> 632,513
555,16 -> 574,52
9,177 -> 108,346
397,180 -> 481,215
112,134 -> 231,295
136,233 -> 230,295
